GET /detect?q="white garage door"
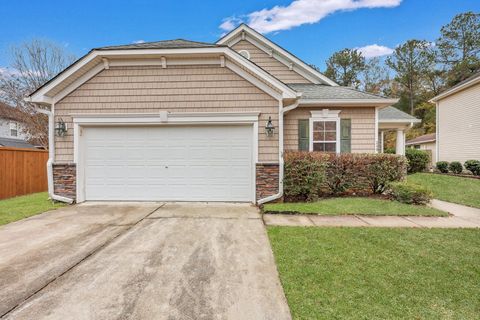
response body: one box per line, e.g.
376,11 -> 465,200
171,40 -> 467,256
82,125 -> 254,201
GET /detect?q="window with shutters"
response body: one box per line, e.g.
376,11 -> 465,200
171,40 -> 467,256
309,110 -> 341,153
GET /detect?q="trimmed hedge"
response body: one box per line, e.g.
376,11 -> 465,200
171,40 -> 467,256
283,152 -> 328,201
284,152 -> 407,202
388,181 -> 433,205
465,160 -> 480,176
449,161 -> 463,174
405,148 -> 430,173
436,161 -> 449,173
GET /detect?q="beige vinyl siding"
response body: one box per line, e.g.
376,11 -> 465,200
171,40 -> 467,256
231,40 -> 312,84
54,65 -> 279,163
437,82 -> 480,163
284,107 -> 376,153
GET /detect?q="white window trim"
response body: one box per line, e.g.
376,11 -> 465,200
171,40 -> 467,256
9,121 -> 18,137
309,110 -> 341,153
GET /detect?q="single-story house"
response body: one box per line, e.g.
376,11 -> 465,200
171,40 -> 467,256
430,71 -> 480,163
0,102 -> 37,149
26,24 -> 417,204
406,133 -> 436,165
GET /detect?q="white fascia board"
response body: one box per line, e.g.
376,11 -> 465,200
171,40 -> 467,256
225,61 -> 282,100
217,24 -> 338,86
298,98 -> 399,106
28,47 -> 228,102
29,45 -> 297,104
24,95 -> 53,105
224,50 -> 297,99
379,118 -> 421,123
53,63 -> 105,104
405,139 -> 436,146
429,76 -> 480,102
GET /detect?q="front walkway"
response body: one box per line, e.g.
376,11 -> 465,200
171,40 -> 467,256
263,199 -> 480,228
1,202 -> 290,320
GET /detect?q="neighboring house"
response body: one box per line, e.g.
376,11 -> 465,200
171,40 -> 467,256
430,72 -> 480,163
0,102 -> 37,149
406,133 -> 436,165
26,24 -> 417,204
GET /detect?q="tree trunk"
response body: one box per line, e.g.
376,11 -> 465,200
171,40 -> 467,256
409,90 -> 414,115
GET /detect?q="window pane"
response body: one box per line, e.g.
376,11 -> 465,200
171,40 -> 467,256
313,131 -> 325,141
325,132 -> 336,141
313,143 -> 324,151
325,121 -> 336,130
313,121 -> 324,131
324,143 -> 336,152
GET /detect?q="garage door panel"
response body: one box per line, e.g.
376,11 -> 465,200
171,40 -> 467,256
83,125 -> 254,201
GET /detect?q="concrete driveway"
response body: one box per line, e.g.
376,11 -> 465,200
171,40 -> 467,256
0,202 -> 290,320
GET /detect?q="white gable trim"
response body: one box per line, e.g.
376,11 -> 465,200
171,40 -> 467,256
429,74 -> 480,102
27,47 -> 298,104
217,24 -> 338,86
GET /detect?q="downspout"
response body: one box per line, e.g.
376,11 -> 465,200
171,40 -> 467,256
37,107 -> 74,204
257,101 -> 299,205
435,101 -> 439,162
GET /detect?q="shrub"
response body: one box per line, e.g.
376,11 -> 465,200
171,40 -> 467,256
324,153 -> 357,195
283,152 -> 407,201
436,161 -> 449,173
464,160 -> 480,176
448,161 -> 463,174
283,152 -> 328,201
389,181 -> 433,205
405,148 -> 430,173
384,147 -> 396,154
364,154 -> 408,194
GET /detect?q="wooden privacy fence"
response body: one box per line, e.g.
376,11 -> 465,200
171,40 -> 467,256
0,147 -> 49,200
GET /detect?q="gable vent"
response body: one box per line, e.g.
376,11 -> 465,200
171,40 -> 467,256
238,50 -> 251,60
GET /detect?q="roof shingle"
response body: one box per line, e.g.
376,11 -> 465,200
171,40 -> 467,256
379,106 -> 420,122
288,84 -> 388,100
406,133 -> 436,145
0,137 -> 37,149
96,39 -> 222,50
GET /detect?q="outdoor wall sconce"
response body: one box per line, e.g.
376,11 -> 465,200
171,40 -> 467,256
265,116 -> 275,137
55,118 -> 67,137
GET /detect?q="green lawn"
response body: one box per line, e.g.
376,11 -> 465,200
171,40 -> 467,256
408,173 -> 480,208
268,227 -> 480,320
0,192 -> 65,226
264,197 -> 447,216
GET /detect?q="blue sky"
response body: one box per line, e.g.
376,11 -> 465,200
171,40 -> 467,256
0,0 -> 479,71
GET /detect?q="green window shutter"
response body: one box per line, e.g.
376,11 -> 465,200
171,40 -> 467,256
298,119 -> 309,151
340,119 -> 351,153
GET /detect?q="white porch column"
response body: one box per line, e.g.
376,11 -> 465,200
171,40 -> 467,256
396,129 -> 405,155
380,131 -> 384,153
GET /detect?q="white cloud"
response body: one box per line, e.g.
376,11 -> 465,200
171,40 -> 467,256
219,19 -> 236,32
133,40 -> 145,44
355,44 -> 394,58
0,67 -> 20,77
220,0 -> 402,34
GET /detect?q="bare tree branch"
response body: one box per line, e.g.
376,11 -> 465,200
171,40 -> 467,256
0,39 -> 76,148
